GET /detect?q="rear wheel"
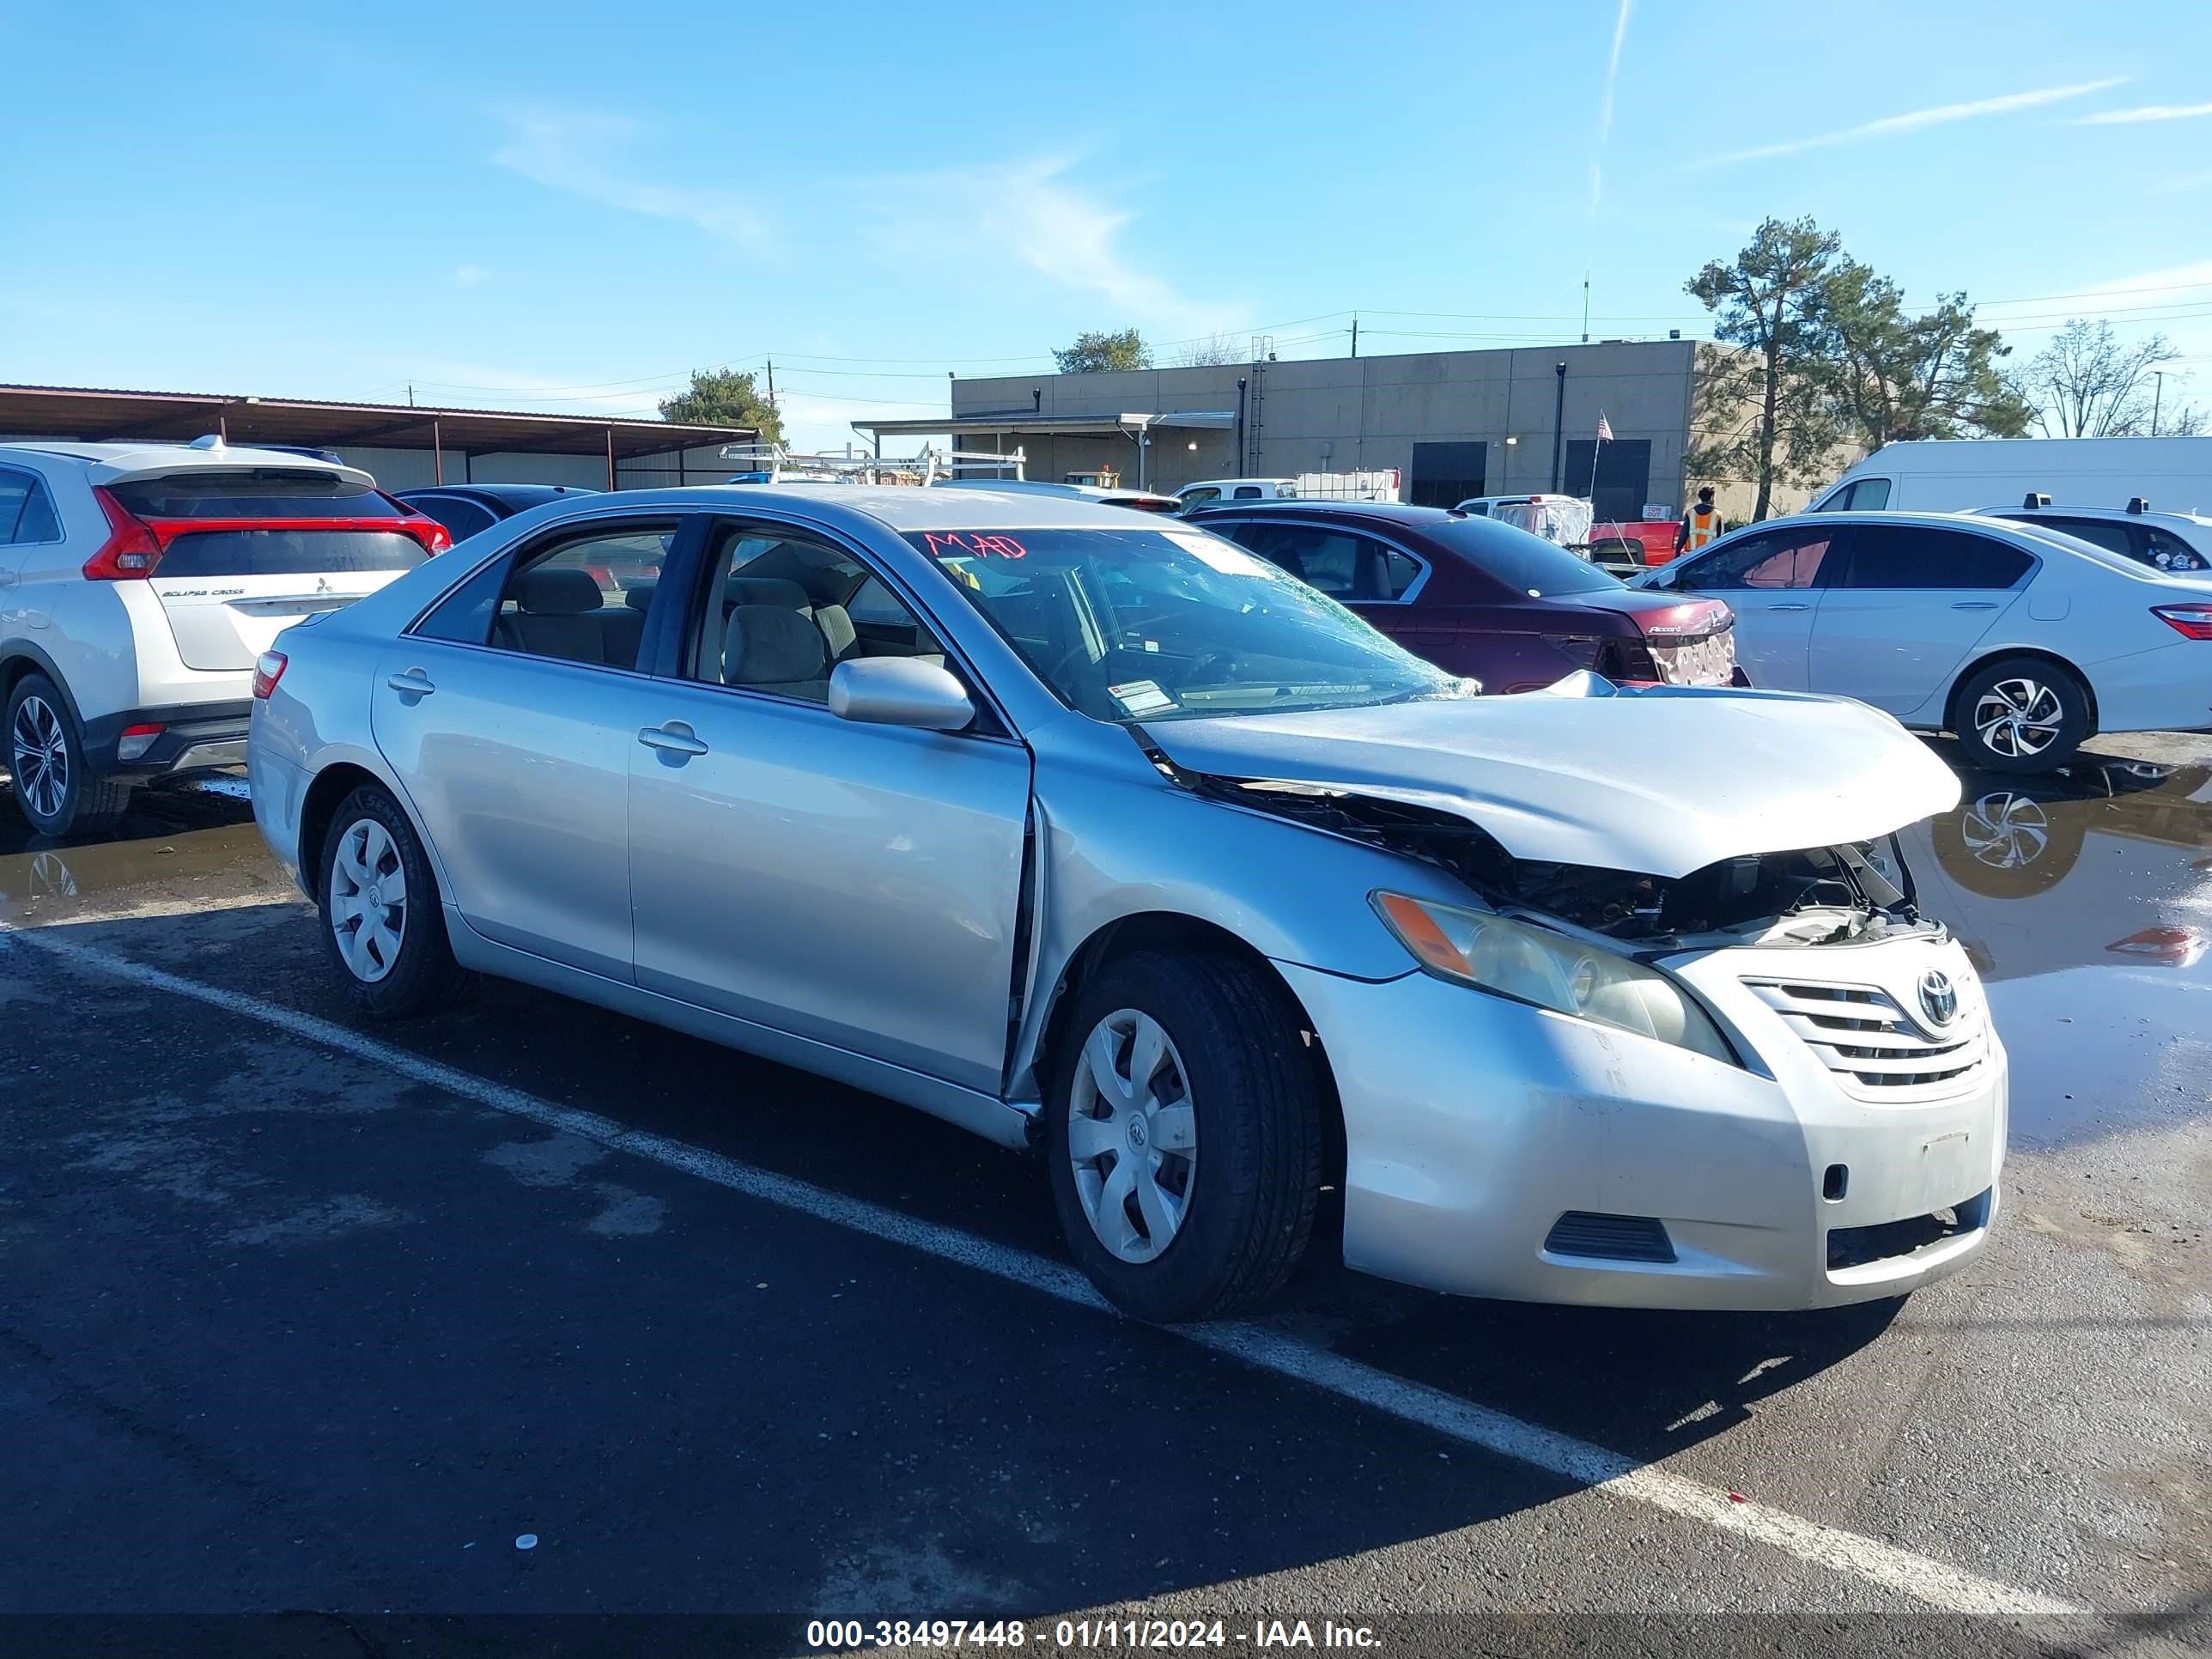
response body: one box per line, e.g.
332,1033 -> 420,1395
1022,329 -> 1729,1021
319,783 -> 467,1017
1953,657 -> 2089,773
6,673 -> 131,838
1046,951 -> 1323,1322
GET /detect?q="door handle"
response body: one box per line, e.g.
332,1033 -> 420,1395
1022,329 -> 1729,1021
1768,602 -> 1809,612
1950,601 -> 1999,611
638,722 -> 709,757
386,668 -> 436,695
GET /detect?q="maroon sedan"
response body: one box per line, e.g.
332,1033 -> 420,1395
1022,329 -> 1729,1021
1188,500 -> 1741,690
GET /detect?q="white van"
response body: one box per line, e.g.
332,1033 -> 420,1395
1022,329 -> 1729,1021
1811,436 -> 2212,515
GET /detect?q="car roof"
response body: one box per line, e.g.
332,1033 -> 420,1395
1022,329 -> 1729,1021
1185,498 -> 1451,526
531,483 -> 1200,533
0,439 -> 355,472
403,483 -> 599,510
1981,503 -> 2212,527
1717,508 -> 2176,579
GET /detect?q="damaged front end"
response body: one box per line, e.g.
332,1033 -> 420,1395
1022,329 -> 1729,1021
1189,769 -> 1941,956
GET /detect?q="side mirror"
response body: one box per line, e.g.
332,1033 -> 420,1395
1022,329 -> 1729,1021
828,657 -> 975,732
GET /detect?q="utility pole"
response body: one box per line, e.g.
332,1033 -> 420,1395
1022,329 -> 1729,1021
405,383 -> 415,407
1581,277 -> 1590,344
2153,371 -> 2165,436
1350,313 -> 1358,358
765,359 -> 777,410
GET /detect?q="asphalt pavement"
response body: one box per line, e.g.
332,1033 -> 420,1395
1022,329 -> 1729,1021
0,743 -> 2207,1658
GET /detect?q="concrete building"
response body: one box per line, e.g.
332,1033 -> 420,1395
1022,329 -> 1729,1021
857,339 -> 1807,524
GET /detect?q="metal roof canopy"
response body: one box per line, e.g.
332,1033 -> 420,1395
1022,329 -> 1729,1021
0,384 -> 753,468
851,410 -> 1236,440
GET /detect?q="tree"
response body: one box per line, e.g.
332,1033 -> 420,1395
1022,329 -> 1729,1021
1053,328 -> 1152,374
1813,264 -> 2033,446
659,367 -> 782,443
1170,333 -> 1244,368
1685,217 -> 1842,520
2014,320 -> 2189,437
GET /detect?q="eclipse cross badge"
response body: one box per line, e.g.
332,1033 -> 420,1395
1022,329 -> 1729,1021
1918,969 -> 1959,1027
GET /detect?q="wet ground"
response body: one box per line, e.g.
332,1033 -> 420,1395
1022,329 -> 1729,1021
1,742 -> 2207,1654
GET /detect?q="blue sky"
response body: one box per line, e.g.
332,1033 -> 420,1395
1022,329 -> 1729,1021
3,0 -> 2209,450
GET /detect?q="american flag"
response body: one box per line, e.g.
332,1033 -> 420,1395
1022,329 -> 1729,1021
1595,413 -> 1614,443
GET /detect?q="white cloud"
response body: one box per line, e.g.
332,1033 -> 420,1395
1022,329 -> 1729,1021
491,110 -> 769,248
1588,0 -> 1634,218
867,157 -> 1234,339
1698,76 -> 2127,167
453,264 -> 490,287
2073,101 -> 2212,125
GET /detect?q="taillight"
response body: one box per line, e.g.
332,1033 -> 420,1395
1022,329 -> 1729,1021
117,723 -> 165,762
2152,603 -> 2212,640
84,487 -> 163,579
422,520 -> 453,554
379,489 -> 453,555
252,652 -> 288,700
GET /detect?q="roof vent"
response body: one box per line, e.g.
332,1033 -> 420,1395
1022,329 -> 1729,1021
2127,496 -> 2150,514
2021,492 -> 2051,508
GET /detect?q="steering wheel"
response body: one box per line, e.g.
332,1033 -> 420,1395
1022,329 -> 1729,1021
1039,641 -> 1123,720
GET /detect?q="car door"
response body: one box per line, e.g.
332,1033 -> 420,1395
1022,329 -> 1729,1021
624,516 -> 1032,1094
1657,524 -> 1842,690
371,514 -> 690,981
1808,525 -> 2033,719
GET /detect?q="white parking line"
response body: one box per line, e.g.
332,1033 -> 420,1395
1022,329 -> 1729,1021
3,922 -> 2082,1618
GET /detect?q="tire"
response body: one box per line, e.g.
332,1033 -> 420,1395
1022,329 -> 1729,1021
1951,656 -> 2090,774
1045,949 -> 1323,1322
5,672 -> 132,839
317,783 -> 468,1018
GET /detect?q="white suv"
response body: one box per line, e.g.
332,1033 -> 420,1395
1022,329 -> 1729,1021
1,441 -> 450,836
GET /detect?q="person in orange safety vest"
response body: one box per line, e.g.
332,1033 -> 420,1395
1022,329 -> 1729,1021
1676,485 -> 1724,554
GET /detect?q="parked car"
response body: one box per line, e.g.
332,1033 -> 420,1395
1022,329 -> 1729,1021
394,483 -> 599,544
1809,435 -> 2212,514
1974,498 -> 2211,574
1453,494 -> 1594,552
933,478 -> 1180,513
1,440 -> 450,836
251,485 -> 2000,1321
1631,511 -> 2212,771
1172,477 -> 1297,512
1185,500 -> 1741,690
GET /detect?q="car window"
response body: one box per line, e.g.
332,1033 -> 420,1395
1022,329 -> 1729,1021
413,494 -> 498,542
421,521 -> 676,667
2034,516 -> 2132,557
1682,528 -> 1838,590
2142,526 -> 2209,571
1843,478 -> 1892,510
10,476 -> 59,543
1178,488 -> 1220,512
1839,526 -> 2033,590
1231,485 -> 1263,500
699,524 -> 945,705
0,468 -> 34,543
1237,524 -> 1413,602
909,524 -> 1464,725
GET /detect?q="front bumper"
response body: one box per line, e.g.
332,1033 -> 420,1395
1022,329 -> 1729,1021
1277,933 -> 2006,1311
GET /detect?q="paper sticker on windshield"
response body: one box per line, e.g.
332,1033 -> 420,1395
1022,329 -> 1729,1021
1109,680 -> 1176,716
1166,530 -> 1272,578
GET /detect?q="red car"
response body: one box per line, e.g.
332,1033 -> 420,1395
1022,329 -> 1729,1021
1187,500 -> 1741,690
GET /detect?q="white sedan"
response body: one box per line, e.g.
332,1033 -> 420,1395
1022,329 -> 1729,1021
1634,510 -> 2212,770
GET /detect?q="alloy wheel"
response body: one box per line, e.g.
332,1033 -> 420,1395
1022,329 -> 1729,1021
9,694 -> 70,822
329,817 -> 408,983
1959,792 -> 2051,870
1066,1008 -> 1199,1264
1972,677 -> 2064,759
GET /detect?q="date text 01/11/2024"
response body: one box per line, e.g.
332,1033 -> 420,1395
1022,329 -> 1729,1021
805,1619 -> 1382,1650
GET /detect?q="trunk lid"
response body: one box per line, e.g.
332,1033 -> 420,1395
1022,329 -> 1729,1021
1565,588 -> 1738,684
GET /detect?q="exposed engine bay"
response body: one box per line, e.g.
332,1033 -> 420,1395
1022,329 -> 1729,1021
1201,773 -> 1941,951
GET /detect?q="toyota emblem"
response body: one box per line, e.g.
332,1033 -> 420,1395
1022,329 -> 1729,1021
1918,969 -> 1959,1027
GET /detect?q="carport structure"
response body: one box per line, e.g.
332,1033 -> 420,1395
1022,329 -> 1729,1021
852,409 -> 1236,490
0,384 -> 754,490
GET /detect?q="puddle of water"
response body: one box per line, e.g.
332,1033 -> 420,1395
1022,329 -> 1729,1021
1900,750 -> 2212,1144
0,775 -> 270,919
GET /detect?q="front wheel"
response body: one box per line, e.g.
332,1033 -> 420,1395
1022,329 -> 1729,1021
318,783 -> 467,1017
1952,657 -> 2089,773
1046,951 -> 1324,1322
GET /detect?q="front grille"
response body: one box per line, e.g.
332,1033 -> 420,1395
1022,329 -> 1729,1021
1648,625 -> 1736,685
1742,976 -> 1987,1099
1544,1212 -> 1676,1263
1828,1188 -> 1992,1271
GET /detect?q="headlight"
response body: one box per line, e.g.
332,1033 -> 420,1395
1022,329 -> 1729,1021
1372,891 -> 1735,1063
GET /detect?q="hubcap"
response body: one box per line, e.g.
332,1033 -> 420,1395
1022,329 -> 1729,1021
329,817 -> 408,983
1066,1008 -> 1198,1264
9,695 -> 70,822
1972,677 -> 2064,759
1959,792 -> 2050,870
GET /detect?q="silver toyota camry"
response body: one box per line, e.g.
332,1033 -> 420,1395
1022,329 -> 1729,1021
250,486 -> 2006,1322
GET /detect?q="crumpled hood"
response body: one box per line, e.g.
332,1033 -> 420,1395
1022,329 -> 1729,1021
1145,683 -> 1963,878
